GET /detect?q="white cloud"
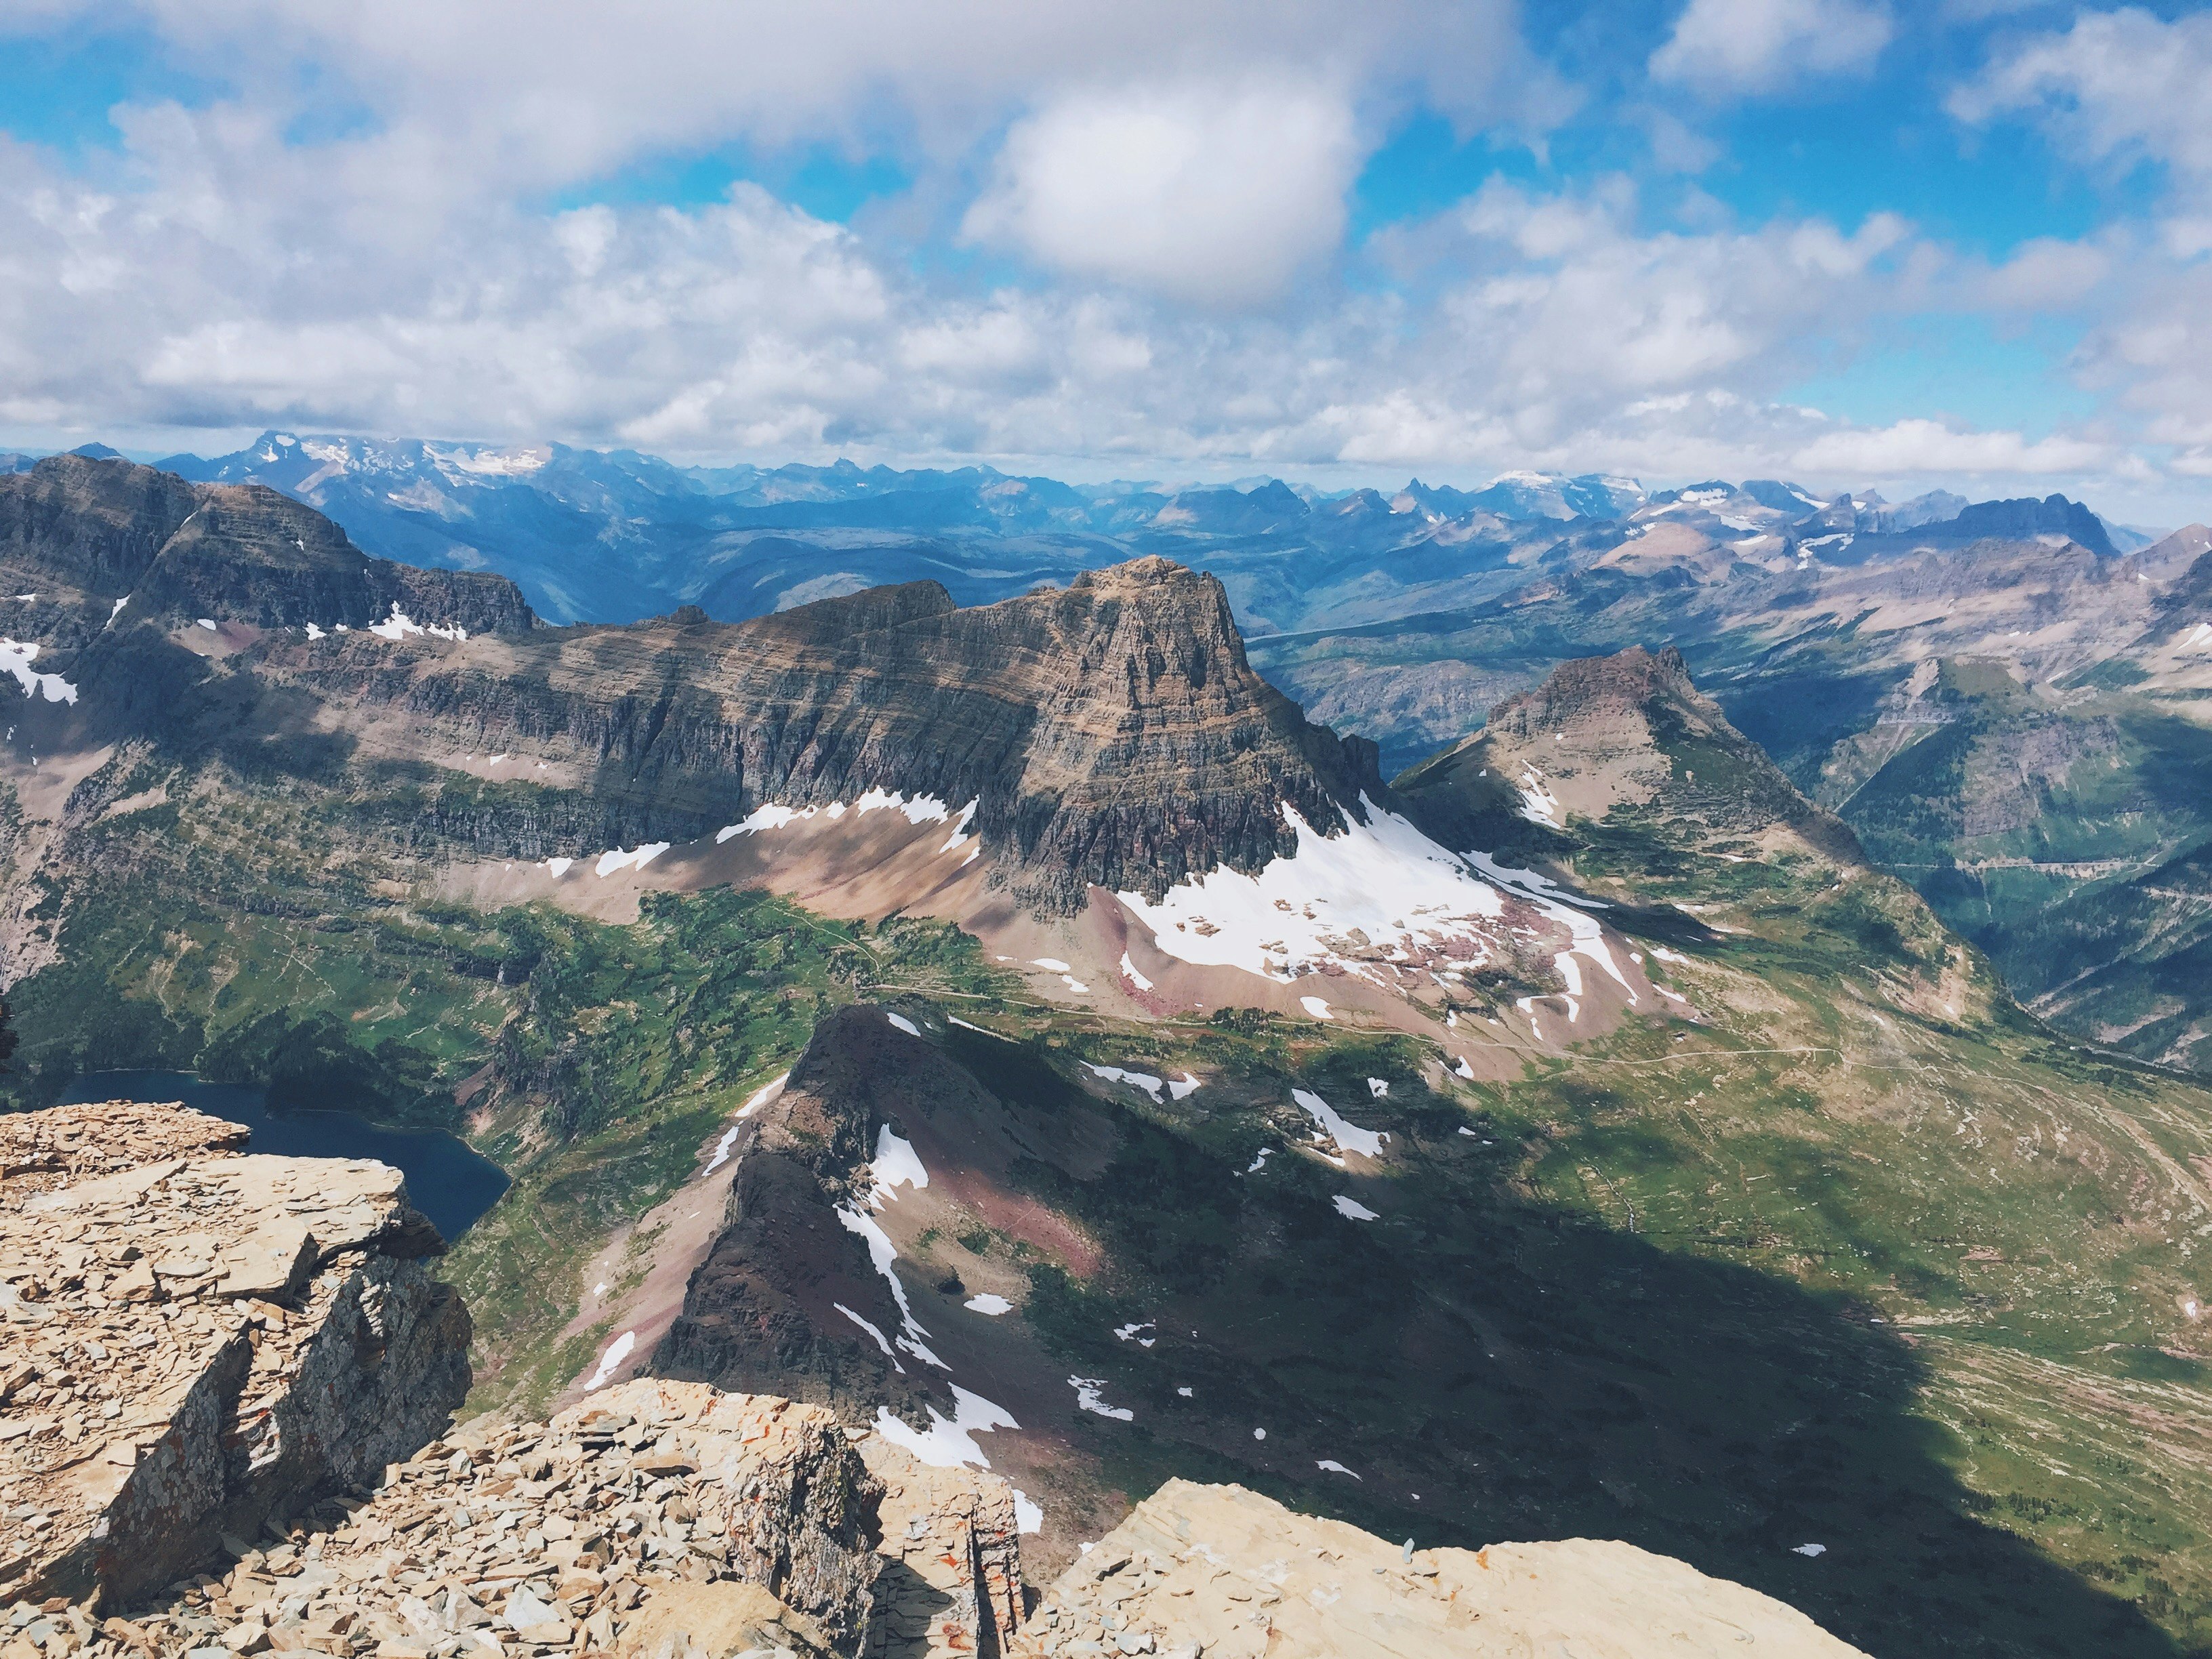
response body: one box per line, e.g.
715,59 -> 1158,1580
1953,8 -> 2212,186
1978,236 -> 2111,312
60,0 -> 1536,191
1789,417 -> 2114,477
0,54 -> 2190,522
964,79 -> 1361,304
1650,0 -> 1894,96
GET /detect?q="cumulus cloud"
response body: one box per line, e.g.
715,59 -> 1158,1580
1650,0 -> 1894,96
1952,10 -> 2212,463
1952,7 -> 2212,185
1790,417 -> 2114,476
0,3 -> 2186,520
56,0 -> 1536,189
0,108 -> 2112,501
963,79 -> 1361,304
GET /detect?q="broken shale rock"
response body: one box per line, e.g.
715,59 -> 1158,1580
102,1376 -> 1021,1659
0,1101 -> 470,1610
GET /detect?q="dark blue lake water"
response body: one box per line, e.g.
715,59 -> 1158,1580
58,1070 -> 510,1241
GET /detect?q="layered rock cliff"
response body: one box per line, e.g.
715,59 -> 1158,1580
0,1101 -> 471,1610
0,455 -> 537,650
239,554 -> 1385,911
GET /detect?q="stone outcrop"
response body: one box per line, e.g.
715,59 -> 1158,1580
1013,1478 -> 1870,1659
42,1375 -> 1021,1659
0,1102 -> 470,1610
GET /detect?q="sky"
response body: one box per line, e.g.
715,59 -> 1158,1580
2,1 -> 2211,523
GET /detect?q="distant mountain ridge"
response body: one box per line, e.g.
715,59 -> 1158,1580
37,430 -> 2149,638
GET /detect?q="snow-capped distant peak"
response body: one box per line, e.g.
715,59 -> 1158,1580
426,444 -> 552,478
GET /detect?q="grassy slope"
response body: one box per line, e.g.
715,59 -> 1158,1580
1250,569 -> 2212,1082
0,745 -> 1018,1419
10,740 -> 2212,1653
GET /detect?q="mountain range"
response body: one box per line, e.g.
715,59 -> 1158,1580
4,451 -> 2212,1654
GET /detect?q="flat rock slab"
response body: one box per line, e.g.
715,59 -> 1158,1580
1014,1478 -> 1871,1659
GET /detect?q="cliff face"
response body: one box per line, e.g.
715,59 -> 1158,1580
0,455 -> 537,649
249,555 -> 1385,911
2,463 -> 1389,922
0,1101 -> 470,1608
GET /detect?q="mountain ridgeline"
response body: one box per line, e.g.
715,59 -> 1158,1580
0,453 -> 537,646
12,455 -> 2212,1655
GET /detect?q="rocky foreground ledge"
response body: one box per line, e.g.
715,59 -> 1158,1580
2,1102 -> 1868,1658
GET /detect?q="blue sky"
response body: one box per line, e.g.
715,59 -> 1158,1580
3,1 -> 2211,523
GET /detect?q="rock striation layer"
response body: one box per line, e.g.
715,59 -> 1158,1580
0,455 -> 537,652
0,1102 -> 470,1610
1012,1478 -> 1870,1659
247,556 -> 1385,912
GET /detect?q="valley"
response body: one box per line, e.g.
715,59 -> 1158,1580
4,453 -> 2212,1655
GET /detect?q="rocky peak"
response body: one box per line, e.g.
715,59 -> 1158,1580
257,554 -> 1383,914
0,454 -> 537,652
1396,644 -> 1862,867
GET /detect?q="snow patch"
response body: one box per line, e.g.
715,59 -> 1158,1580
836,1205 -> 947,1370
584,1330 -> 634,1391
940,798 -> 979,853
0,641 -> 77,705
1168,1071 -> 1202,1100
1300,996 -> 1334,1021
872,1386 -> 1019,1469
964,1294 -> 1014,1316
1292,1088 -> 1389,1159
1332,1195 -> 1380,1221
1031,958 -> 1072,972
1118,951 -> 1153,991
1069,1378 -> 1133,1420
1315,1460 -> 1361,1479
594,842 -> 670,878
886,1011 -> 921,1037
1012,1491 -> 1043,1534
949,1017 -> 1012,1040
1086,1063 -> 1165,1103
1117,796 -> 1507,990
367,603 -> 466,642
868,1123 -> 929,1207
835,1304 -> 897,1361
1366,1078 -> 1389,1099
545,857 -> 574,878
716,790 -> 957,844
